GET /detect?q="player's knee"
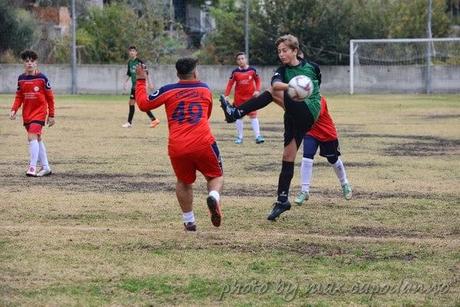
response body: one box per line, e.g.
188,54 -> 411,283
303,152 -> 315,159
327,156 -> 338,164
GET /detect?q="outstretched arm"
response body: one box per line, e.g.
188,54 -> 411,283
135,64 -> 166,111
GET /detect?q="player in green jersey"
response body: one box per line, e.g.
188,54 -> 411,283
122,46 -> 160,128
220,34 -> 321,221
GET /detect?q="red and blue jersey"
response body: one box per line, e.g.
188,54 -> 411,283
136,79 -> 215,157
224,66 -> 261,105
11,71 -> 55,124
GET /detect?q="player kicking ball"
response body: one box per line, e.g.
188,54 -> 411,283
135,58 -> 223,231
10,50 -> 55,177
219,34 -> 323,221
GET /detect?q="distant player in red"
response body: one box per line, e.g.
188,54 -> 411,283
10,50 -> 55,177
224,52 -> 264,144
295,97 -> 352,204
135,57 -> 223,231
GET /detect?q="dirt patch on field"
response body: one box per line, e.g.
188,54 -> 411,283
224,183 -> 275,197
349,133 -> 460,156
348,226 -> 420,238
1,172 -> 174,193
243,161 -> 382,173
305,187 -> 455,201
360,249 -> 417,261
424,113 -> 460,120
114,238 -> 346,257
245,163 -> 279,172
259,125 -> 284,133
384,139 -> 459,156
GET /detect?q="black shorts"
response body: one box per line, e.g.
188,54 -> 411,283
130,88 -> 135,100
283,92 -> 315,148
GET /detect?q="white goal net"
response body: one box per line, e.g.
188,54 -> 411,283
349,38 -> 460,94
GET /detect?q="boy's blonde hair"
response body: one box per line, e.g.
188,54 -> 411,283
275,34 -> 299,51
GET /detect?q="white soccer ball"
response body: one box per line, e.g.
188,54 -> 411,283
287,75 -> 314,101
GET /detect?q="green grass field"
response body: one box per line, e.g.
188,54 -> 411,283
0,93 -> 459,306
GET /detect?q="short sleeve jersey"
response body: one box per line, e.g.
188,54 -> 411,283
271,59 -> 322,121
127,58 -> 143,88
136,80 -> 215,157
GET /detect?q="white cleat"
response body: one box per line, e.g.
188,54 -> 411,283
122,122 -> 132,128
37,168 -> 52,177
26,166 -> 38,177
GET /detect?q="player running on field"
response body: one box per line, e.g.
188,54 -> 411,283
10,49 -> 55,177
220,34 -> 322,221
295,97 -> 352,205
135,57 -> 223,231
224,52 -> 264,144
122,45 -> 159,128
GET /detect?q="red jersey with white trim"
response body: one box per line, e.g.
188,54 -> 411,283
136,79 -> 215,157
224,66 -> 261,104
307,97 -> 338,142
11,71 -> 55,124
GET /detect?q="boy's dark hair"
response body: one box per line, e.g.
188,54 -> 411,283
235,52 -> 245,59
20,50 -> 38,61
128,45 -> 137,50
176,57 -> 198,77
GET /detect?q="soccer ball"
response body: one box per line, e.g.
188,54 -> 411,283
287,75 -> 314,101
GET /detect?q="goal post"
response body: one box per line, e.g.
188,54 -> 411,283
349,38 -> 460,94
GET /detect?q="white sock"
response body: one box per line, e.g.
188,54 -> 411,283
235,119 -> 243,139
332,158 -> 349,186
28,140 -> 39,169
251,118 -> 261,138
38,141 -> 50,170
182,211 -> 195,224
300,158 -> 314,192
208,190 -> 220,203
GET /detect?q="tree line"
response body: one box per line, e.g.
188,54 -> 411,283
0,0 -> 456,65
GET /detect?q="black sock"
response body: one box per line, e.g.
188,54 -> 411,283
128,105 -> 135,123
237,91 -> 273,118
146,111 -> 156,120
277,161 -> 294,203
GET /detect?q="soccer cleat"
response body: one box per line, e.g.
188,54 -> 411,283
122,122 -> 132,128
342,183 -> 352,200
255,135 -> 265,144
150,118 -> 160,128
207,195 -> 222,227
37,168 -> 52,177
26,166 -> 38,177
234,137 -> 243,144
267,200 -> 291,221
294,191 -> 309,205
219,95 -> 238,123
184,222 -> 197,232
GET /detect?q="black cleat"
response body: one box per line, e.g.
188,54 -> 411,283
267,201 -> 291,221
219,95 -> 238,123
207,196 -> 222,227
184,222 -> 197,232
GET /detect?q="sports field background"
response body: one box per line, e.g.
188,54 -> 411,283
0,94 -> 459,305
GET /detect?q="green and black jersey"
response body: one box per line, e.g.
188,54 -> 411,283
127,58 -> 144,90
271,59 -> 322,121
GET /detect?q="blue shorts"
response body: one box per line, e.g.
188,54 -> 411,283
303,135 -> 341,160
